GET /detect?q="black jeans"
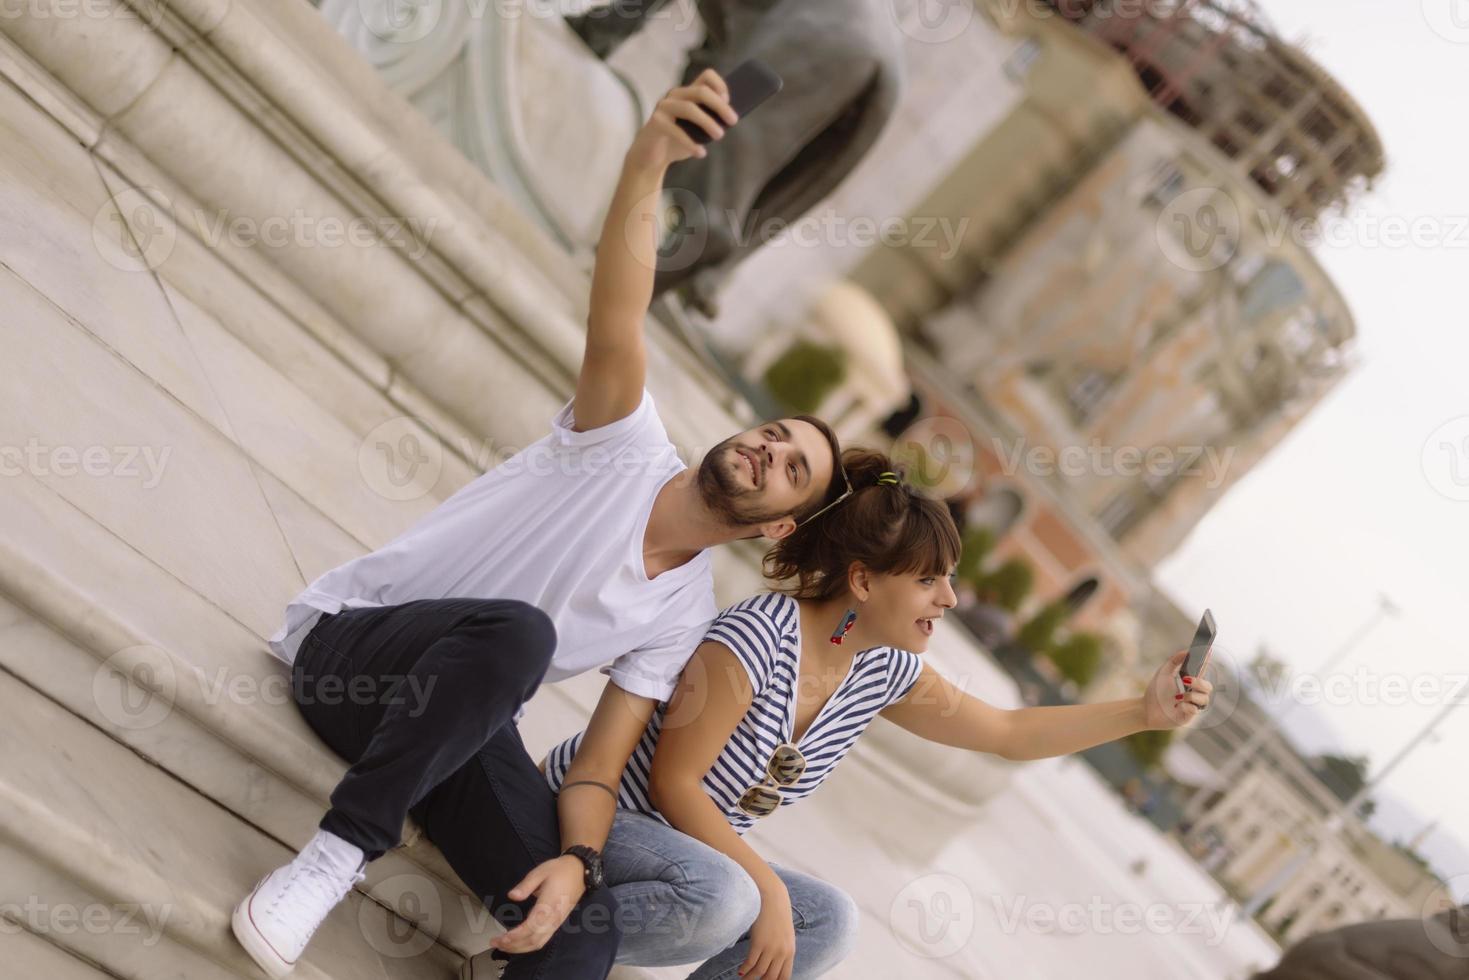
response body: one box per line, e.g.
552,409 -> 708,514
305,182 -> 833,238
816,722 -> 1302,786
291,597 -> 620,979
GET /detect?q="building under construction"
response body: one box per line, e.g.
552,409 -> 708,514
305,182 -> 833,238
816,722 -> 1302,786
853,0 -> 1385,692
1047,0 -> 1384,220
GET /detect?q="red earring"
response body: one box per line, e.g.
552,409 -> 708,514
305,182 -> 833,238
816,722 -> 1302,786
830,608 -> 858,645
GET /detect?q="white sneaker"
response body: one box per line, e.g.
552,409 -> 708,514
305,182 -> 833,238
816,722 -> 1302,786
232,830 -> 367,978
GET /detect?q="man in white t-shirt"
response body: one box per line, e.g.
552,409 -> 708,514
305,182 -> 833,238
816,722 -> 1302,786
230,70 -> 847,980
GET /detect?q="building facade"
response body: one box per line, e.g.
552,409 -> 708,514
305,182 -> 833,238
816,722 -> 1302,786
847,0 -> 1380,682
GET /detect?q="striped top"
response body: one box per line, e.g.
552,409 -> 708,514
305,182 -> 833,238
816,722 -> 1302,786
544,592 -> 924,835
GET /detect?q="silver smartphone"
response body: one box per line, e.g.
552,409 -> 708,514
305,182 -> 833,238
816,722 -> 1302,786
1175,609 -> 1216,695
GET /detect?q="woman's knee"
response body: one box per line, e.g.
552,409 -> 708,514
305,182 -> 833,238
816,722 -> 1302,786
800,881 -> 860,969
677,853 -> 762,958
831,887 -> 861,959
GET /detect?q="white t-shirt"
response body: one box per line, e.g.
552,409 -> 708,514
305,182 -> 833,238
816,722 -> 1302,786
266,390 -> 717,701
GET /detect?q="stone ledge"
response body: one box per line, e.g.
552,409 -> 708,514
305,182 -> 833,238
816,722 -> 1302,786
2,0 -> 575,447
1,0 -> 755,483
7,926 -> 118,980
0,668 -> 461,978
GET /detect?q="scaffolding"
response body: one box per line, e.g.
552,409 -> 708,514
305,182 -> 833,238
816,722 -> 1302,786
1047,0 -> 1385,220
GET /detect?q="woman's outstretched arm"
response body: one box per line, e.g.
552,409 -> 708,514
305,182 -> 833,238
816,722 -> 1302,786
880,650 -> 1212,761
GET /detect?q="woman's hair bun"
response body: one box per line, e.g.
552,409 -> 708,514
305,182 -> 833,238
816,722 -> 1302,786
763,446 -> 959,601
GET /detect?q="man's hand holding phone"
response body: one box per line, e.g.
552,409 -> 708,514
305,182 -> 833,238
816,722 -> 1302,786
626,68 -> 738,173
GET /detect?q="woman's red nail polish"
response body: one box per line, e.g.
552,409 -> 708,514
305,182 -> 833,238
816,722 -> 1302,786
1182,676 -> 1192,683
1175,694 -> 1183,700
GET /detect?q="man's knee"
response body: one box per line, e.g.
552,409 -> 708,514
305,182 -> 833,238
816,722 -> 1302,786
499,601 -> 556,670
457,600 -> 557,680
547,884 -> 621,973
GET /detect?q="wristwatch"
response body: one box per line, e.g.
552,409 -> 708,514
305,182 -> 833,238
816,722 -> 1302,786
563,845 -> 606,891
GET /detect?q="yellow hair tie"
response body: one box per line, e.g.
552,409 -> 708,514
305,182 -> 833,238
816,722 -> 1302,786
877,471 -> 900,486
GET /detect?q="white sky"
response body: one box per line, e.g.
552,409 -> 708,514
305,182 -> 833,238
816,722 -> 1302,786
1153,0 -> 1469,886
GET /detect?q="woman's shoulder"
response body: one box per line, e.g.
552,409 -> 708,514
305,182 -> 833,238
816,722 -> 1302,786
714,592 -> 798,634
862,645 -> 925,698
704,593 -> 797,671
861,643 -> 922,669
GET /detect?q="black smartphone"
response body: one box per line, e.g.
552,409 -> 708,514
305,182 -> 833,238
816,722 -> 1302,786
676,58 -> 783,146
1176,609 -> 1216,694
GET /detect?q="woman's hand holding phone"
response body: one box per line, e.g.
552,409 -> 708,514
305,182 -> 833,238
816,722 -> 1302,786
1144,649 -> 1213,729
626,68 -> 738,173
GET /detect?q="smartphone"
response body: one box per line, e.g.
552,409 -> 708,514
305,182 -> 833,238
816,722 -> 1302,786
676,58 -> 783,146
1176,609 -> 1216,695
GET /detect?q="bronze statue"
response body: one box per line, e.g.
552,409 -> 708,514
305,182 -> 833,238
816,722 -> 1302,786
568,0 -> 906,319
1251,904 -> 1469,979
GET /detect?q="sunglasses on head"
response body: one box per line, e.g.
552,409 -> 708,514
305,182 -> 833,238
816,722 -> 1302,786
794,465 -> 854,530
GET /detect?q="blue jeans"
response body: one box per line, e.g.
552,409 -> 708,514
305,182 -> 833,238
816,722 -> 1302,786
603,810 -> 859,978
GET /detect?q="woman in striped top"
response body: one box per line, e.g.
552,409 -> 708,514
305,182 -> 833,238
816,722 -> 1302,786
546,589 -> 924,837
542,449 -> 1214,979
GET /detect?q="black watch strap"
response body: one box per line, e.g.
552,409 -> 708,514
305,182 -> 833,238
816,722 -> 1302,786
563,844 -> 605,890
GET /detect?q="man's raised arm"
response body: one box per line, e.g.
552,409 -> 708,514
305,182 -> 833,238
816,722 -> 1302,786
572,68 -> 738,432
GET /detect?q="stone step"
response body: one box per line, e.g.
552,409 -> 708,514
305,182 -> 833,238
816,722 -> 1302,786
5,928 -> 119,980
0,666 -> 460,979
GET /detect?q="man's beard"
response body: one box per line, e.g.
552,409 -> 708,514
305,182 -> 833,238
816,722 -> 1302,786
697,441 -> 789,529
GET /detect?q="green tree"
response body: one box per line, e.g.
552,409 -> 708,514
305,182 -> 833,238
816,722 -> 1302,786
1249,645 -> 1289,693
1048,631 -> 1103,689
1393,842 -> 1432,870
973,557 -> 1034,613
1124,728 -> 1174,772
762,341 -> 847,416
1017,599 -> 1069,654
955,526 -> 995,583
1312,753 -> 1375,819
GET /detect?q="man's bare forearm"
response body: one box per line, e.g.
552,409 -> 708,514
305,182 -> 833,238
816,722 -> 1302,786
1002,697 -> 1150,761
587,153 -> 669,347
